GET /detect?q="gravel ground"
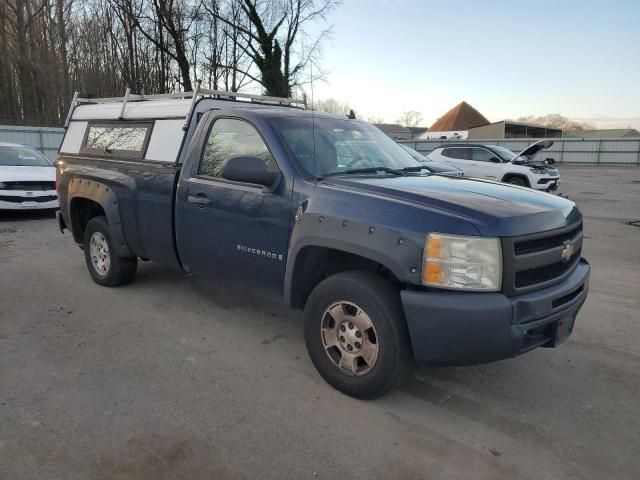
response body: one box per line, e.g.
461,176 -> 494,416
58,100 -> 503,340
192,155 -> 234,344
1,165 -> 639,480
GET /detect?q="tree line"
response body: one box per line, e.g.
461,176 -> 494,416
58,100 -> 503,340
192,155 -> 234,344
0,0 -> 336,127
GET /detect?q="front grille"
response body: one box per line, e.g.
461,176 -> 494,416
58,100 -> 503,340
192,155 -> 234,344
514,225 -> 581,255
537,178 -> 556,184
515,248 -> 581,288
552,284 -> 584,309
0,195 -> 57,203
503,221 -> 583,295
1,181 -> 55,191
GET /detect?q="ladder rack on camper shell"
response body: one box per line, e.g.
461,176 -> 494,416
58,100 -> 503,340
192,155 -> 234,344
64,81 -> 307,127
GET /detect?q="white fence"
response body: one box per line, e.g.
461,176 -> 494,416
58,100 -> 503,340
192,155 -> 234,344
0,125 -> 65,164
399,138 -> 640,165
1,126 -> 640,166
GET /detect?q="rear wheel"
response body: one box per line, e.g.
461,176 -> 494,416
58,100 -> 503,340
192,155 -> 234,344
304,271 -> 413,399
83,216 -> 137,287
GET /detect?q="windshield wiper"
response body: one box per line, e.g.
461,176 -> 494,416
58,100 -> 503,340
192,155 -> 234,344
395,165 -> 433,173
319,167 -> 406,179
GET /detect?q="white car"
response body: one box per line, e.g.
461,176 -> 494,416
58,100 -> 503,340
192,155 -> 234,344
0,142 -> 58,210
427,140 -> 560,191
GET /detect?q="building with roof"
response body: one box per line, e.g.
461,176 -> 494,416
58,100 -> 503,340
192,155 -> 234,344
467,120 -> 562,139
374,123 -> 414,140
418,101 -> 488,139
567,128 -> 640,138
428,101 -> 489,132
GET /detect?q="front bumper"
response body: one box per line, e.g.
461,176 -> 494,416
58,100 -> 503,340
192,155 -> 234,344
0,198 -> 59,210
533,176 -> 560,191
0,190 -> 58,210
401,259 -> 590,366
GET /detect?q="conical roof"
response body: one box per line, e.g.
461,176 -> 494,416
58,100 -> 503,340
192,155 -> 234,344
429,101 -> 489,131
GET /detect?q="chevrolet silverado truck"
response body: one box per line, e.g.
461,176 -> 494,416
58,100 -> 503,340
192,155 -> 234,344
55,87 -> 590,399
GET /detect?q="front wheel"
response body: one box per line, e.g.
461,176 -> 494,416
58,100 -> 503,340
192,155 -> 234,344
83,216 -> 137,287
304,271 -> 413,399
505,176 -> 528,187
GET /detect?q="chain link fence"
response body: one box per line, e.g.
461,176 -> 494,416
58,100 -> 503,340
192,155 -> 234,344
399,138 -> 640,165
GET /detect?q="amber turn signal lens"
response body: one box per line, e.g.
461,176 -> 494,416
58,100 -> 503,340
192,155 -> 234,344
426,236 -> 441,259
424,263 -> 441,284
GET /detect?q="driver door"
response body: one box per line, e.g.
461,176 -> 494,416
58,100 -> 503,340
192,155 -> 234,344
175,116 -> 292,292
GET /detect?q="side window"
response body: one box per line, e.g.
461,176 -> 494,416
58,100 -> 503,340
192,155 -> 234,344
471,148 -> 496,162
199,118 -> 275,178
81,123 -> 151,159
443,148 -> 471,160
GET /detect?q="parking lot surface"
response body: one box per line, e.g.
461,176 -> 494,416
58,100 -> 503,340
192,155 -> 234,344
1,166 -> 639,480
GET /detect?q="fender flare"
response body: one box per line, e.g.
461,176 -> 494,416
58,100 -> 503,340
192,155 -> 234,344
67,177 -> 132,257
284,226 -> 423,307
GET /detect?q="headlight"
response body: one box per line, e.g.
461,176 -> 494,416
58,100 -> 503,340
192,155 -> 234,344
422,233 -> 502,291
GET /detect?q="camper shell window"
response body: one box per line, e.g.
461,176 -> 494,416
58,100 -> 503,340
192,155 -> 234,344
80,122 -> 152,159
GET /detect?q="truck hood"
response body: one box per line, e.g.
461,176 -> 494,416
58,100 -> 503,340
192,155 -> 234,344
0,165 -> 56,182
324,175 -> 579,236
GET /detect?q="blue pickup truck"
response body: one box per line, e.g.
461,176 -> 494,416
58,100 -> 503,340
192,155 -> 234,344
55,88 -> 590,399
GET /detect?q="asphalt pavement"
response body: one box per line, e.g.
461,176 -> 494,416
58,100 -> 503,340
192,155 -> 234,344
1,165 -> 639,479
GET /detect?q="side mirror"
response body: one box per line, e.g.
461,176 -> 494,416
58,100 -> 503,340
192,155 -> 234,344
221,155 -> 281,191
544,158 -> 555,165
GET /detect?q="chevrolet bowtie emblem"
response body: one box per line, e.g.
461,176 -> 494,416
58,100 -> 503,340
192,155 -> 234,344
561,240 -> 574,263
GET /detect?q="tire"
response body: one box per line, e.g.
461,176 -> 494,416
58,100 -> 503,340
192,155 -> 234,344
304,271 -> 413,399
83,216 -> 137,287
504,176 -> 528,187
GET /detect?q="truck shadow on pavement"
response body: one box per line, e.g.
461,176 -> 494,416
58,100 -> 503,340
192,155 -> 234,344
0,210 -> 57,222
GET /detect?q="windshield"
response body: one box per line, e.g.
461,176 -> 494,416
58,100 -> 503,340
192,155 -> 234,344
399,144 -> 432,162
0,146 -> 52,167
490,145 -> 520,162
273,116 -> 420,177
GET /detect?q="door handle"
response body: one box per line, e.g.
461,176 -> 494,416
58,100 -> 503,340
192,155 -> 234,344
187,194 -> 211,207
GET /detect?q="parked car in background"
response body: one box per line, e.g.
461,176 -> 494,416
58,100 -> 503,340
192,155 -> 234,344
398,144 -> 463,176
0,143 -> 58,210
427,140 -> 560,191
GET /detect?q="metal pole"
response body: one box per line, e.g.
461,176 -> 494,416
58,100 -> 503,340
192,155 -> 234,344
559,138 -> 565,164
596,139 -> 602,165
118,88 -> 131,120
64,92 -> 78,128
183,80 -> 202,131
636,140 -> 640,166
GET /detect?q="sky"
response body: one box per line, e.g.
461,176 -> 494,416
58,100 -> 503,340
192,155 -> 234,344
305,0 -> 640,128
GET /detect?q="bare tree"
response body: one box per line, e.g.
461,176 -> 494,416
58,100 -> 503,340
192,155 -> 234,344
516,114 -> 594,134
367,115 -> 385,124
211,0 -> 337,96
396,110 -> 424,128
0,0 -> 339,126
313,98 -> 351,115
116,0 -> 201,91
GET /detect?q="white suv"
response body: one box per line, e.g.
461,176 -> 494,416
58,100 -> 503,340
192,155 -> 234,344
427,140 -> 560,191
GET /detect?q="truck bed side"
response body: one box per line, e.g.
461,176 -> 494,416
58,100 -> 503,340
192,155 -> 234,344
58,155 -> 181,268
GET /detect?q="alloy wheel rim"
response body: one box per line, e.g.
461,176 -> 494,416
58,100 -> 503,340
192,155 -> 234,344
320,301 -> 379,376
89,232 -> 110,276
